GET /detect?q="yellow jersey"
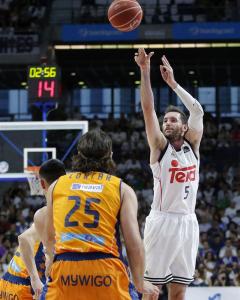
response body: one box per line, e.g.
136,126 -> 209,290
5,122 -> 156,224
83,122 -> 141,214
53,172 -> 122,257
7,242 -> 45,281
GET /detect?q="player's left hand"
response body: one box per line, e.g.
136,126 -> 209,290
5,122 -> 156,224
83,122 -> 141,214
138,280 -> 160,299
160,55 -> 178,90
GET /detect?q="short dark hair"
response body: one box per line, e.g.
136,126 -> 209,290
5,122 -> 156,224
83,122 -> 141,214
72,128 -> 116,174
39,159 -> 66,185
164,105 -> 188,124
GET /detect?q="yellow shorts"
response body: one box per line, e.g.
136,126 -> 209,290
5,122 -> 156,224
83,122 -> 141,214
41,252 -> 131,300
0,273 -> 33,300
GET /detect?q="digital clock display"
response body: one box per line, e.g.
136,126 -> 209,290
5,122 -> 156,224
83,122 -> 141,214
27,65 -> 61,102
28,66 -> 58,78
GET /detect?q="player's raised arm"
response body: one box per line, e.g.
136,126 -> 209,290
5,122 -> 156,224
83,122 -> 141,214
135,48 -> 167,164
160,55 -> 204,156
120,182 -> 159,299
18,224 -> 43,299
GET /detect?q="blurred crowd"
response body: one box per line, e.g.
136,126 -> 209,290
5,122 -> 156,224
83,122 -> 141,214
0,184 -> 44,275
1,111 -> 240,289
1,0 -> 239,34
79,0 -> 240,24
0,0 -> 49,33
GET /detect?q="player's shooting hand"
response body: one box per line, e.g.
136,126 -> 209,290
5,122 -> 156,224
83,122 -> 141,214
137,280 -> 160,299
134,48 -> 154,70
31,277 -> 43,300
160,55 -> 177,90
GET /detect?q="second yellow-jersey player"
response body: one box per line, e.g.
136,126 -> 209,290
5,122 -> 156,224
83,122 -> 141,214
0,241 -> 45,300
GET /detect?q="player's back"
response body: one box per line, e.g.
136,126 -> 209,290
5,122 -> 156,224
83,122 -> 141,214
53,171 -> 122,257
42,172 -> 132,300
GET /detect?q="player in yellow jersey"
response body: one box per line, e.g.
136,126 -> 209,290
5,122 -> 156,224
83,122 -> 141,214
41,129 -> 159,300
0,159 -> 66,300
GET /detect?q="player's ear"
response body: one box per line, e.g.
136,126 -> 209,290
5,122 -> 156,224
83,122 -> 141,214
182,124 -> 188,136
40,178 -> 46,190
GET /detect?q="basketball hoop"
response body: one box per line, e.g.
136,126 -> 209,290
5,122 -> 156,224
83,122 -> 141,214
25,166 -> 43,196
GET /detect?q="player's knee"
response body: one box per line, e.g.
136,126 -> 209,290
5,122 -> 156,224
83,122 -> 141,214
169,283 -> 186,300
171,289 -> 186,300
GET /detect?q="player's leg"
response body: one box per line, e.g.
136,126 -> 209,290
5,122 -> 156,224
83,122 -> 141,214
168,214 -> 199,300
168,283 -> 186,300
143,212 -> 181,290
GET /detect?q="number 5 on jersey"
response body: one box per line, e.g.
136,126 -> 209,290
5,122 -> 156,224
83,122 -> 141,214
184,186 -> 190,200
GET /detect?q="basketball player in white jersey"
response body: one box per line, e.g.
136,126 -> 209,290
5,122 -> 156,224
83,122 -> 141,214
134,48 -> 204,300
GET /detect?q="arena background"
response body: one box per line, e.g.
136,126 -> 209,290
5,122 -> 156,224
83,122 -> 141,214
0,1 -> 240,299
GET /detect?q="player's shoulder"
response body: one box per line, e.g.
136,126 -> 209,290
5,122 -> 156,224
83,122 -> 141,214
120,182 -> 138,210
121,181 -> 136,197
34,206 -> 47,223
18,223 -> 37,239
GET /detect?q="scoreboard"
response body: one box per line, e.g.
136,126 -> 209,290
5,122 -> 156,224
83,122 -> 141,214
27,65 -> 61,101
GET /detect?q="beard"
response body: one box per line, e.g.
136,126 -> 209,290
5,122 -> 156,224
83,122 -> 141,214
163,128 -> 182,142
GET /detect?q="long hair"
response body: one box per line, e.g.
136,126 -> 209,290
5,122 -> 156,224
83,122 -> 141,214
72,129 -> 116,174
39,159 -> 66,185
164,105 -> 188,124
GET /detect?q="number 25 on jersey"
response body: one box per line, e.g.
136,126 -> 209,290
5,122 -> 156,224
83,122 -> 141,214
64,196 -> 101,228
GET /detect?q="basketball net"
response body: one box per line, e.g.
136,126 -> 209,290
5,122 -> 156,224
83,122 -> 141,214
25,166 -> 44,196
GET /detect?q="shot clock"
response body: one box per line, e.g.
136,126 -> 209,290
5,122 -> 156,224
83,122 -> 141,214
27,65 -> 61,102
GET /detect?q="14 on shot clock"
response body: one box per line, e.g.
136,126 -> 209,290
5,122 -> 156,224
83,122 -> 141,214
27,65 -> 61,102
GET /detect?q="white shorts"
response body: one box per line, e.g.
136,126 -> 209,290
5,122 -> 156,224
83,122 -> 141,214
144,210 -> 199,285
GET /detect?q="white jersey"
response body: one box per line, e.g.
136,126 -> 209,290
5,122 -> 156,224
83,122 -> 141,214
150,140 -> 199,214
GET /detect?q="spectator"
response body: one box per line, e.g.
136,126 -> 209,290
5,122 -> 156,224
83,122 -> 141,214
219,238 -> 237,258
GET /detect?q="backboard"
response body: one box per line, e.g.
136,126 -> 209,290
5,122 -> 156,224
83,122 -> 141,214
0,121 -> 88,181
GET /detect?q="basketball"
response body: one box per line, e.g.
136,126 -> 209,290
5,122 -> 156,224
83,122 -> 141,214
108,0 -> 143,32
